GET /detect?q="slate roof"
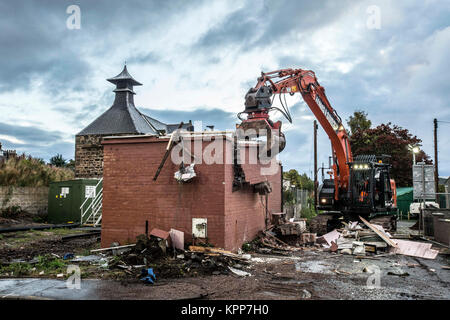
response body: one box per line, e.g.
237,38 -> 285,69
77,66 -> 192,136
107,65 -> 142,87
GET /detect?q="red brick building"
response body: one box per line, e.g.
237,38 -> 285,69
101,134 -> 282,252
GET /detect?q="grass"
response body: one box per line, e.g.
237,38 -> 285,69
0,157 -> 74,187
0,255 -> 68,277
0,262 -> 33,276
35,255 -> 66,272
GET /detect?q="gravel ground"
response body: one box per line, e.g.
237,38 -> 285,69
0,220 -> 449,300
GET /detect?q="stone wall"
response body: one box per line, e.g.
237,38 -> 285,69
0,186 -> 49,215
75,134 -> 105,178
75,133 -> 145,178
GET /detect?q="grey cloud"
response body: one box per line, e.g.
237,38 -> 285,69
0,0 -> 203,92
127,52 -> 160,65
11,141 -> 75,162
0,121 -> 64,144
0,121 -> 74,161
0,1 -> 89,92
139,107 -> 237,131
196,6 -> 258,50
194,0 -> 351,52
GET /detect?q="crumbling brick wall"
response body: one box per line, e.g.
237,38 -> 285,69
224,143 -> 282,251
101,135 -> 281,252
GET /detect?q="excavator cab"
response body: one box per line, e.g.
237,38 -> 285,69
348,155 -> 397,217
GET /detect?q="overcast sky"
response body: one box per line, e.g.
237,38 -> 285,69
0,0 -> 449,177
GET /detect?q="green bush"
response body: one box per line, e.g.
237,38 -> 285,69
300,206 -> 317,220
36,255 -> 66,272
1,205 -> 22,218
32,210 -> 48,223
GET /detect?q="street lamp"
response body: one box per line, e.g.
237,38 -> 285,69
408,144 -> 421,165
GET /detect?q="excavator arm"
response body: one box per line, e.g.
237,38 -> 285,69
238,68 -> 353,199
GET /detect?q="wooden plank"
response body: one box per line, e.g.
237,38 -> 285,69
263,230 -> 290,247
392,239 -> 438,259
91,244 -> 136,252
188,246 -> 249,261
359,216 -> 398,248
188,246 -> 233,255
153,122 -> 183,181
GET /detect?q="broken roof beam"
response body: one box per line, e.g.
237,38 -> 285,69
153,122 -> 183,181
359,216 -> 398,248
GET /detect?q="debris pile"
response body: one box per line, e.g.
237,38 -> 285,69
85,230 -> 254,282
254,213 -> 439,261
310,216 -> 439,259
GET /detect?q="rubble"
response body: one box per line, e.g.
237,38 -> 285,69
174,163 -> 196,182
228,266 -> 251,277
256,214 -> 441,262
71,255 -> 104,263
359,216 -> 397,248
301,233 -> 317,245
352,241 -> 365,255
88,232 -> 257,281
317,230 -> 341,247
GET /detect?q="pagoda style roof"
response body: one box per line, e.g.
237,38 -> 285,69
77,65 -> 193,136
106,65 -> 142,86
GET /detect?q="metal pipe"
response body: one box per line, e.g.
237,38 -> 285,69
434,118 -> 439,204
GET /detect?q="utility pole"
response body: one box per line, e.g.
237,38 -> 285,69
314,120 -> 318,210
434,118 -> 439,203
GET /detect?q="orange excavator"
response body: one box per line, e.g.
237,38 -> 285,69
237,68 -> 397,226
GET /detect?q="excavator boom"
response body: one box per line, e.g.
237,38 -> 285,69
237,67 -> 397,227
238,68 -> 352,198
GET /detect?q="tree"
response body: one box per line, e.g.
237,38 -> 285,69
283,169 -> 314,191
350,123 -> 431,187
66,159 -> 75,171
283,169 -> 314,207
347,110 -> 372,135
49,154 -> 67,167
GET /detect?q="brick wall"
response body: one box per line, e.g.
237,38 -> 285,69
224,142 -> 282,251
0,186 -> 49,215
101,135 -> 281,251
